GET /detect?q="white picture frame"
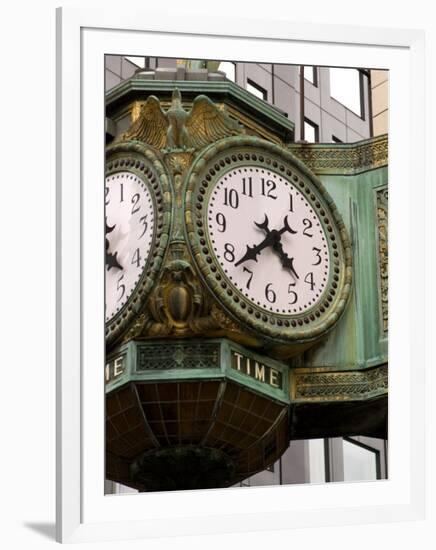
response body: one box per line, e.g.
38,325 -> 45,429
56,5 -> 426,544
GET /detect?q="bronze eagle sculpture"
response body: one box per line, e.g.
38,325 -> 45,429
117,89 -> 244,151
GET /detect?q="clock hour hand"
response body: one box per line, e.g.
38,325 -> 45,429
254,213 -> 271,233
271,216 -> 299,277
106,245 -> 123,271
254,215 -> 298,277
105,218 -> 123,271
272,239 -> 299,279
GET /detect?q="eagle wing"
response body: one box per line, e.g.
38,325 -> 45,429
116,96 -> 168,149
185,96 -> 244,149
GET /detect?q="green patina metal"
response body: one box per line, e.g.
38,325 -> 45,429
104,76 -> 389,445
289,135 -> 388,176
291,158 -> 388,372
106,79 -> 294,143
105,338 -> 290,404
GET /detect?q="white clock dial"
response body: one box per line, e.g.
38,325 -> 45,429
207,167 -> 330,314
105,171 -> 155,322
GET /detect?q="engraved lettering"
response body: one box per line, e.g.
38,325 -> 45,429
113,357 -> 124,377
270,369 -> 279,388
255,362 -> 265,382
233,352 -> 243,371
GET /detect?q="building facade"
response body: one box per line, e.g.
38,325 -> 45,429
104,56 -> 388,493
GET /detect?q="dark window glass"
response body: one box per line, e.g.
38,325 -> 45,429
246,79 -> 267,101
304,118 -> 319,142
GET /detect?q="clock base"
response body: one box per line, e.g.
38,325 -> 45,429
130,446 -> 236,492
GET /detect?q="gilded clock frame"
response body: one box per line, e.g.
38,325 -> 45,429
185,136 -> 352,344
105,142 -> 172,346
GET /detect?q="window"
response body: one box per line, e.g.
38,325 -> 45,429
124,56 -> 146,68
219,61 -> 236,82
246,79 -> 267,101
330,68 -> 364,117
342,437 -> 380,481
304,118 -> 319,142
308,439 -> 326,483
299,65 -> 318,86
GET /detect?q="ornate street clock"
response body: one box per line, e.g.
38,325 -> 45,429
105,143 -> 171,345
185,136 -> 352,345
103,85 -> 388,494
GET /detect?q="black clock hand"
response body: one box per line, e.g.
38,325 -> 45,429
234,214 -> 298,268
105,219 -> 123,271
234,232 -> 276,267
276,215 -> 297,237
255,214 -> 297,241
254,213 -> 271,233
272,216 -> 299,277
106,243 -> 123,271
234,215 -> 275,267
255,215 -> 299,276
272,239 -> 299,279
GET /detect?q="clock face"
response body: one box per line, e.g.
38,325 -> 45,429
105,171 -> 155,323
185,137 -> 352,343
207,167 -> 330,314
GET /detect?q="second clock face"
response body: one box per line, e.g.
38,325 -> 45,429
105,171 -> 155,323
207,166 -> 330,314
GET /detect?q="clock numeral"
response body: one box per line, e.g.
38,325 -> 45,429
302,218 -> 313,237
261,178 -> 277,200
243,267 -> 254,289
131,193 -> 140,214
288,292 -> 298,305
223,243 -> 236,263
216,212 -> 226,233
242,177 -> 253,197
139,215 -> 148,238
312,247 -> 322,266
105,186 -> 110,206
265,283 -> 277,303
223,188 -> 239,209
131,248 -> 142,268
289,192 -> 294,212
304,272 -> 315,291
288,284 -> 298,305
119,182 -> 124,202
117,274 -> 125,302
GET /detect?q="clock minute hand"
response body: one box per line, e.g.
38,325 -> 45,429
277,215 -> 298,236
234,214 -> 274,267
234,214 -> 298,268
234,232 -> 275,267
